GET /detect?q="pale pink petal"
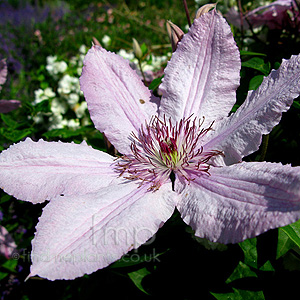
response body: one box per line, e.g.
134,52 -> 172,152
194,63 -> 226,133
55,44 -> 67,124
28,181 -> 175,280
80,45 -> 158,155
226,1 -> 293,30
204,54 -> 300,165
0,225 -> 17,259
0,138 -> 117,203
159,10 -> 240,126
246,0 -> 293,30
177,162 -> 300,244
0,59 -> 7,88
0,99 -> 21,113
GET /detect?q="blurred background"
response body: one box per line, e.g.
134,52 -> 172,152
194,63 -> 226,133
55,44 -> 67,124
1,0 -> 300,299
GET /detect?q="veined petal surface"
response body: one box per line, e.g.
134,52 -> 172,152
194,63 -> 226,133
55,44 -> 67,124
177,162 -> 300,244
28,181 -> 175,280
204,54 -> 300,165
159,10 -> 240,125
80,45 -> 158,155
0,138 -> 117,203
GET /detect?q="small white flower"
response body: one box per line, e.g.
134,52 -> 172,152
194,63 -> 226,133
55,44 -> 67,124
66,119 -> 80,129
32,113 -> 44,124
74,101 -> 87,118
34,87 -> 55,104
51,98 -> 68,115
46,55 -> 57,65
68,93 -> 80,107
56,61 -> 68,73
79,45 -> 87,54
44,87 -> 56,98
101,35 -> 111,47
58,75 -> 80,94
117,49 -> 134,61
46,60 -> 68,76
48,114 -> 64,130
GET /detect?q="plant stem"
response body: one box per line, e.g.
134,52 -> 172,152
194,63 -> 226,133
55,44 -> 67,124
138,59 -> 147,86
183,0 -> 191,27
259,134 -> 269,161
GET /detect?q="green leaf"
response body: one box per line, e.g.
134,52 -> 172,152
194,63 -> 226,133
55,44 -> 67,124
0,194 -> 12,204
249,75 -> 264,91
140,43 -> 148,56
1,259 -> 18,273
40,81 -> 49,89
226,261 -> 257,284
259,260 -> 275,272
240,51 -> 267,57
148,76 -> 163,91
0,271 -> 9,280
292,100 -> 300,110
280,219 -> 300,248
37,74 -> 45,81
0,128 -> 32,142
43,127 -> 87,139
231,104 -> 240,113
128,267 -> 151,295
239,238 -> 257,268
1,114 -> 19,129
211,288 -> 265,300
33,99 -> 50,113
241,57 -> 270,75
277,228 -> 296,259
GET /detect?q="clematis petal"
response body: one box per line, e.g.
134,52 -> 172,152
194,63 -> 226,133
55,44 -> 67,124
0,59 -> 7,88
0,138 -> 117,203
0,225 -> 17,259
28,181 -> 175,280
177,162 -> 300,244
205,54 -> 300,165
80,45 -> 158,155
0,99 -> 21,113
159,10 -> 240,125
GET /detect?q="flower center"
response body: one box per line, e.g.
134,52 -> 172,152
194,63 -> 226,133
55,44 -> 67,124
116,115 -> 222,191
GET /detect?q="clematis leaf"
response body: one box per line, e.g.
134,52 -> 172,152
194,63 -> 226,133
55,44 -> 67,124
239,238 -> 258,269
240,51 -> 267,57
211,288 -> 265,300
225,261 -> 257,284
1,259 -> 18,273
277,229 -> 296,259
42,127 -> 88,139
241,57 -> 271,75
259,260 -> 275,272
128,267 -> 151,295
148,76 -> 163,91
0,127 -> 33,142
248,75 -> 264,90
280,219 -> 300,249
292,100 -> 300,110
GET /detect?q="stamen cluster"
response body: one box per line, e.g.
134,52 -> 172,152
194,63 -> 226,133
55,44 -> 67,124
117,116 -> 222,191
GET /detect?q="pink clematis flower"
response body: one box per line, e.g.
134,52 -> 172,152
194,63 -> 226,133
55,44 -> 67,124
1,10 -> 300,281
226,0 -> 299,30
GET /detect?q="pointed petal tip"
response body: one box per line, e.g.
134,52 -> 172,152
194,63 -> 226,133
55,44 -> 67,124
195,3 -> 217,19
24,272 -> 36,282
